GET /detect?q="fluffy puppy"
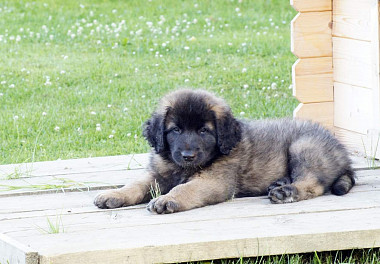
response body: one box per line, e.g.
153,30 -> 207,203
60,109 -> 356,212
94,89 -> 355,213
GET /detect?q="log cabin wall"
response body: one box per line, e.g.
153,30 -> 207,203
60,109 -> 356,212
291,0 -> 334,129
291,0 -> 380,158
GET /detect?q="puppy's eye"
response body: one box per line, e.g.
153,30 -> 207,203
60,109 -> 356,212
199,127 -> 208,134
172,127 -> 181,134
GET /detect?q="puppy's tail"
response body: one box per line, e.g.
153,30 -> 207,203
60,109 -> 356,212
331,169 -> 355,196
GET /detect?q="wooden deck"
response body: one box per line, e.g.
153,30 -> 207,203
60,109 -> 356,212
0,154 -> 379,264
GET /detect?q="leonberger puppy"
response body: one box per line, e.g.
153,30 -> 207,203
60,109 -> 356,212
94,89 -> 355,214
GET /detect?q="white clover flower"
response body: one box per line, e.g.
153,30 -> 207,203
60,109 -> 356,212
9,84 -> 14,88
90,111 -> 96,115
184,46 -> 189,50
42,112 -> 47,116
13,115 -> 19,120
243,84 -> 249,89
127,133 -> 131,137
239,112 -> 245,116
96,127 -> 101,131
60,70 -> 65,74
107,104 -> 112,108
242,68 -> 247,73
123,107 -> 128,112
184,79 -> 189,83
109,134 -> 114,139
271,82 -> 277,89
54,126 -> 60,131
0,93 -> 3,96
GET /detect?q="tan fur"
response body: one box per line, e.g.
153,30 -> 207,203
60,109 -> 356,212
293,177 -> 325,201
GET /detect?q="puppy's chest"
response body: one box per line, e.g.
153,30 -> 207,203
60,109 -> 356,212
168,169 -> 194,186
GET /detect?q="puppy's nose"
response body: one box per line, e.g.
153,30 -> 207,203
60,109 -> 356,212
181,150 -> 196,161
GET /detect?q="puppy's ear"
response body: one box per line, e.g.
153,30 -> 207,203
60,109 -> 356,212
143,113 -> 166,153
215,112 -> 241,155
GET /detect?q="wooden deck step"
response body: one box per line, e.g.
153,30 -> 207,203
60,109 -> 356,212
0,153 -> 379,264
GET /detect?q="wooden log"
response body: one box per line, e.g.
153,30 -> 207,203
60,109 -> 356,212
333,0 -> 372,41
333,37 -> 372,89
290,0 -> 331,12
293,102 -> 334,130
291,11 -> 332,58
292,57 -> 333,103
334,82 -> 373,134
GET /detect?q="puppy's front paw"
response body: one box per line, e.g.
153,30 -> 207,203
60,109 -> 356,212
94,190 -> 126,209
147,195 -> 180,214
268,185 -> 299,204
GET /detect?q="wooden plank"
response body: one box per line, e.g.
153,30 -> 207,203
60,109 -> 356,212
11,208 -> 380,264
0,169 -> 145,197
291,11 -> 332,58
334,82 -> 373,134
0,169 -> 377,219
290,0 -> 331,12
335,127 -> 380,160
333,37 -> 372,89
333,0 -> 373,41
2,186 -> 380,238
293,102 -> 334,130
0,233 -> 38,264
351,155 -> 380,170
0,153 -> 150,179
292,57 -> 333,103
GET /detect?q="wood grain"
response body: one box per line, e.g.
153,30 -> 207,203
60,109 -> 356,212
334,82 -> 373,134
293,102 -> 334,130
335,127 -> 380,159
333,0 -> 373,41
0,153 -> 150,179
291,11 -> 332,58
333,37 -> 372,89
291,0 -> 331,12
292,57 -> 333,103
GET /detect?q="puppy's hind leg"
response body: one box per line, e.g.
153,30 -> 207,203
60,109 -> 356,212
269,136 -> 346,204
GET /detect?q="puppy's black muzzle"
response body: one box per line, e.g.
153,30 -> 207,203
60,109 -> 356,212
181,150 -> 196,162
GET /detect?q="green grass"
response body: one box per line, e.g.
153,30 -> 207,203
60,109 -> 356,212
189,249 -> 380,264
35,214 -> 65,234
0,0 -> 297,165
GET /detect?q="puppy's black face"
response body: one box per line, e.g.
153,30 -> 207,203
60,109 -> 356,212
143,90 -> 242,168
166,115 -> 218,168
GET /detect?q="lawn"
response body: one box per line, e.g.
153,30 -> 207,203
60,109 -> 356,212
0,0 -> 297,164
